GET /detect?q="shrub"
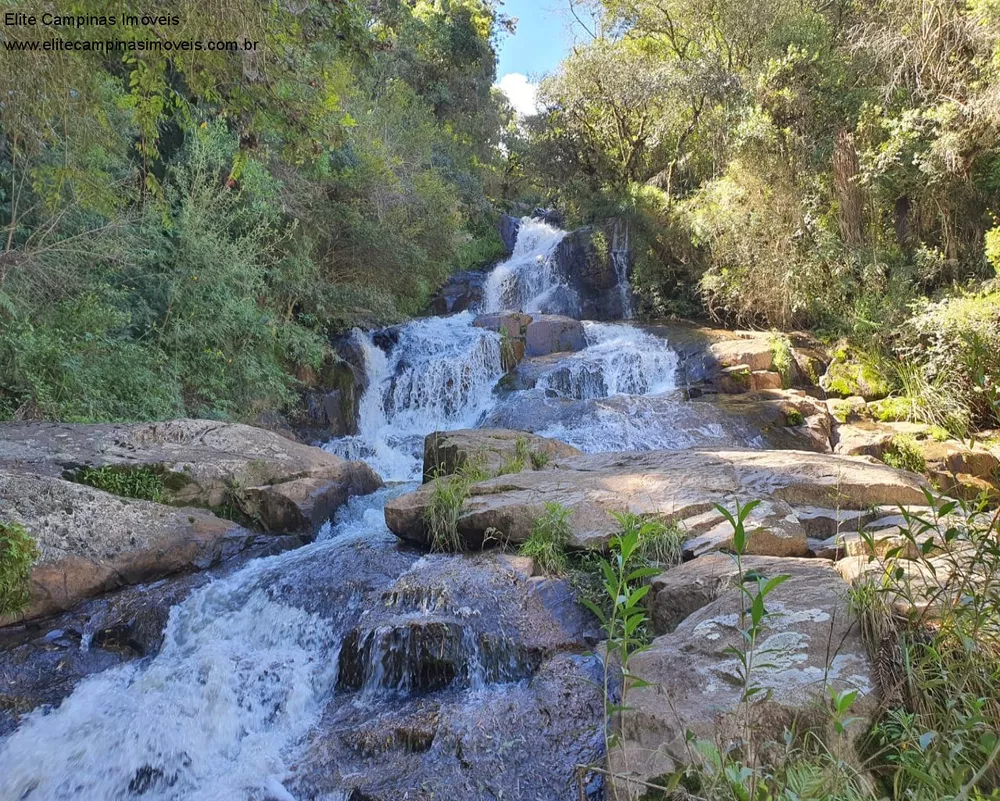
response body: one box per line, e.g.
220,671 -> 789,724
0,521 -> 39,616
770,334 -> 795,389
898,284 -> 1000,431
75,465 -> 164,502
882,434 -> 926,474
423,462 -> 489,553
519,502 -> 573,574
852,494 -> 1000,798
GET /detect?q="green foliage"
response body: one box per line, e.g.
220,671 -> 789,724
529,449 -> 550,470
581,510 -> 663,777
769,334 -> 795,389
423,461 -> 489,553
898,286 -> 1000,431
853,493 -> 1000,799
75,465 -> 165,503
882,435 -> 927,474
0,0 -> 508,424
0,521 -> 39,617
519,502 -> 573,574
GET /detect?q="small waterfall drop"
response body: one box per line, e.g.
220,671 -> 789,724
325,312 -> 505,481
535,322 -> 677,399
483,217 -> 571,314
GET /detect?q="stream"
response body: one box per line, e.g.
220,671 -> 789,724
0,217 -> 773,801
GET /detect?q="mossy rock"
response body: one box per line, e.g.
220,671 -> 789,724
821,358 -> 891,401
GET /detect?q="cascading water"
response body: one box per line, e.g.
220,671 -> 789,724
535,323 -> 677,399
483,218 -> 572,315
0,213 -> 772,800
325,312 -> 505,481
0,487 -> 407,801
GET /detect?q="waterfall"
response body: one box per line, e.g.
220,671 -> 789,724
325,313 -> 505,481
535,322 -> 677,400
609,219 -> 634,320
482,217 -> 572,315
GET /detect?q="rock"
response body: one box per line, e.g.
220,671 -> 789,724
524,315 -> 587,357
710,338 -> 775,372
750,370 -> 784,391
681,499 -> 810,559
821,357 -> 891,400
648,554 -> 836,635
422,429 -> 582,481
472,311 -> 532,340
828,396 -> 870,424
614,557 -> 875,788
0,420 -> 382,535
240,468 -> 382,533
790,346 -> 830,387
428,269 -> 490,315
282,546 -> 603,801
0,471 -> 255,625
551,224 -> 632,320
499,213 -> 521,252
921,440 -> 1000,479
793,506 -> 877,537
834,423 -> 896,458
385,445 -> 932,551
532,207 -> 565,228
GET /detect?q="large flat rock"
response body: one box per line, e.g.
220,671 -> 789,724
385,446 -> 931,550
0,471 -> 257,625
0,419 -> 382,534
614,557 -> 875,789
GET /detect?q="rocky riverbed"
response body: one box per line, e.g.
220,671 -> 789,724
1,213 -> 994,800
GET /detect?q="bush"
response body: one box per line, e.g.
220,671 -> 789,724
882,434 -> 926,474
520,502 -> 573,574
75,465 -> 164,502
0,521 -> 39,616
898,284 -> 1000,431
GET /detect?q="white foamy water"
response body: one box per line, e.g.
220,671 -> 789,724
325,313 -> 505,481
483,218 -> 571,315
0,488 -> 406,801
535,323 -> 677,399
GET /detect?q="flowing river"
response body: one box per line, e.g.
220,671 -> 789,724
0,217 -> 771,801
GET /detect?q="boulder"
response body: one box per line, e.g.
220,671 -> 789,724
750,370 -> 783,391
613,558 -> 875,790
385,445 -> 932,551
551,223 -> 632,320
834,423 -> 896,458
821,357 -> 891,401
828,396 -> 870,424
422,429 -> 582,481
710,338 -> 775,372
472,311 -> 532,340
428,269 -> 490,315
524,315 -> 587,357
680,499 -> 810,559
499,213 -> 521,252
648,554 -> 835,635
0,470 -> 256,625
0,420 -> 383,536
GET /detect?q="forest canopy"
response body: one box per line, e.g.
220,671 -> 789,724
0,0 -> 514,422
3,0 -> 1000,435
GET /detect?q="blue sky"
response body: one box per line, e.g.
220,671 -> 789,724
494,0 -> 579,114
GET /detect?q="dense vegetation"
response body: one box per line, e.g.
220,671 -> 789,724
507,0 -> 1000,435
0,0 -> 512,422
